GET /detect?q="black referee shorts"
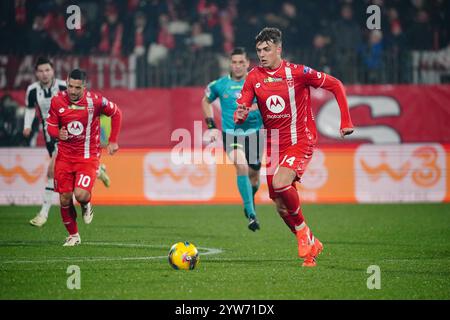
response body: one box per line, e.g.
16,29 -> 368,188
222,131 -> 263,171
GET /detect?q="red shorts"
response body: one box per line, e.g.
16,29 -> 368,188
266,141 -> 315,200
54,159 -> 99,194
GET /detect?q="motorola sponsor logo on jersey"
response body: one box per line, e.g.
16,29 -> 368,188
266,95 -> 286,114
67,121 -> 84,136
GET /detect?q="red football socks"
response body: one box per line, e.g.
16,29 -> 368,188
274,185 -> 305,230
61,205 -> 78,235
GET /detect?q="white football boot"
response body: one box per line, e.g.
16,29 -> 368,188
63,234 -> 81,246
29,213 -> 47,227
81,203 -> 94,224
97,164 -> 110,187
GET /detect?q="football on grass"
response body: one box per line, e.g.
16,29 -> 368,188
168,241 -> 199,270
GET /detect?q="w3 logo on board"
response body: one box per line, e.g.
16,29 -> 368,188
143,152 -> 215,201
355,144 -> 446,203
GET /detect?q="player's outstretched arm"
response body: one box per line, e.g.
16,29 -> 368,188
233,104 -> 250,124
234,71 -> 255,125
320,74 -> 354,138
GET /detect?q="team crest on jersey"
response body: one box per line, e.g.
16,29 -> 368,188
303,66 -> 312,74
286,78 -> 294,88
266,95 -> 285,114
67,121 -> 84,136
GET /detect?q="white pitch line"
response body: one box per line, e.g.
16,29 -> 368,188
0,241 -> 223,265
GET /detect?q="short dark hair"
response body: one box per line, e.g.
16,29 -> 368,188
68,69 -> 87,83
255,27 -> 282,46
231,47 -> 248,58
34,57 -> 53,70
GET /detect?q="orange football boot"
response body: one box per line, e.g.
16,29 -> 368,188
302,238 -> 323,267
296,225 -> 313,258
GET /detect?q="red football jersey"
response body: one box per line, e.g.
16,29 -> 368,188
237,60 -> 353,155
47,90 -> 119,161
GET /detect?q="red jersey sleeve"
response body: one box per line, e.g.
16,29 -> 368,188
301,66 -> 354,130
300,65 -> 327,89
46,96 -> 60,139
95,94 -> 122,143
99,95 -> 119,117
236,70 -> 255,108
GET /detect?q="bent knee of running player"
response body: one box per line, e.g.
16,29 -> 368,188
59,193 -> 73,207
272,166 -> 297,190
74,188 -> 91,204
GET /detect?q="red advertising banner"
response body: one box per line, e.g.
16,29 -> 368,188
313,85 -> 450,144
1,85 -> 449,148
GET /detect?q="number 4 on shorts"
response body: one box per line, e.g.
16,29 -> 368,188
281,155 -> 296,167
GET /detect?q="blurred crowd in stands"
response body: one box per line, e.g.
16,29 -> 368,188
0,0 -> 449,146
1,0 -> 448,56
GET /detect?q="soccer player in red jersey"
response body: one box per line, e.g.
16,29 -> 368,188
235,28 -> 354,267
47,69 -> 122,246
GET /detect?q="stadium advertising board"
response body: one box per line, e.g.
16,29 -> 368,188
1,146 -> 449,205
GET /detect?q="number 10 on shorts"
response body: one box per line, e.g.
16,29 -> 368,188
77,174 -> 92,188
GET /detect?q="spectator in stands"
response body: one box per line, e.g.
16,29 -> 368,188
263,2 -> 301,53
70,12 -> 96,55
185,21 -> 213,52
219,9 -> 234,53
157,13 -> 175,50
7,0 -> 28,54
406,9 -> 435,50
125,11 -> 156,56
384,7 -> 407,53
28,14 -> 59,54
359,30 -> 385,84
428,0 -> 449,49
98,3 -> 124,56
234,11 -> 262,51
311,33 -> 332,74
0,94 -> 26,147
329,3 -> 362,83
43,3 -> 74,52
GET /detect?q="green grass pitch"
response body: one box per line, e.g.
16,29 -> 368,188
0,204 -> 449,299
